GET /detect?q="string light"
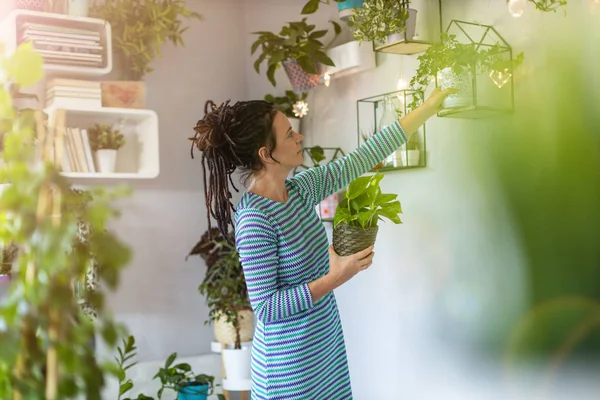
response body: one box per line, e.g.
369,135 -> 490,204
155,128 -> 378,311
293,100 -> 309,118
324,73 -> 331,87
396,78 -> 408,90
508,0 -> 526,17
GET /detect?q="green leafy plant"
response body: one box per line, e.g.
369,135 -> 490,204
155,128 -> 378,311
251,18 -> 341,86
408,32 -> 525,110
301,0 -> 346,14
264,90 -> 308,119
189,228 -> 252,350
115,335 -> 150,400
333,172 -> 402,229
90,0 -> 203,80
0,42 -> 133,399
154,352 -> 223,400
348,0 -> 410,43
88,122 -> 126,151
518,0 -> 567,13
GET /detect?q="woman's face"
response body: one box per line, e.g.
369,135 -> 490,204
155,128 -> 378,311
266,111 -> 305,170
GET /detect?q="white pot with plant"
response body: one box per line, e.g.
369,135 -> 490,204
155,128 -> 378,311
332,172 -> 402,255
349,0 -> 416,45
88,123 -> 125,174
406,134 -> 420,167
190,228 -> 254,383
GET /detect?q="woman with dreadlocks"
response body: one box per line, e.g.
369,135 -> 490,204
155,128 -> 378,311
190,87 -> 455,400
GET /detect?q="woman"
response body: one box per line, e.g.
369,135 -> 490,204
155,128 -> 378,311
190,87 -> 455,399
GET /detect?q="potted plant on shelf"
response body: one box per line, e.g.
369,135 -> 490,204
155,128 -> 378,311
115,335 -> 224,400
87,122 -> 125,173
264,90 -> 308,133
188,228 -> 253,382
332,172 -> 402,256
406,132 -> 420,167
408,32 -> 525,112
251,17 -> 341,93
348,0 -> 417,45
89,0 -> 203,108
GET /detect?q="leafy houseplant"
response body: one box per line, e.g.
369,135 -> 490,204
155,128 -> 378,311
264,90 -> 308,119
332,172 -> 402,256
348,0 -> 413,44
115,335 -> 223,400
87,122 -> 125,173
189,228 -> 252,350
90,0 -> 203,81
90,0 -> 202,108
408,32 -> 525,111
251,18 -> 341,91
0,42 -> 133,400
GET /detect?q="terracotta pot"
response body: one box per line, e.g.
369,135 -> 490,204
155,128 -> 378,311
101,81 -> 146,109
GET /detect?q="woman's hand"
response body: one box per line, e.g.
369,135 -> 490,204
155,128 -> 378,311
327,244 -> 375,286
423,87 -> 458,114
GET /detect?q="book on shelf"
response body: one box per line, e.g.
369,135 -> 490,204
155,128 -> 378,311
45,78 -> 102,109
58,127 -> 96,174
18,22 -> 105,68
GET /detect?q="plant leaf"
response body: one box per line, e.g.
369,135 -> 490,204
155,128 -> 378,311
296,56 -> 317,74
345,176 -> 372,199
312,51 -> 335,67
301,0 -> 320,14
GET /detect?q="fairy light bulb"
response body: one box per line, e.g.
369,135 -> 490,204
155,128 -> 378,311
293,100 -> 309,118
508,0 -> 526,17
324,73 -> 331,87
489,68 -> 512,88
396,78 -> 408,90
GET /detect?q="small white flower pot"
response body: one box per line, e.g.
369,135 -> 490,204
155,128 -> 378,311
95,149 -> 117,174
407,150 -> 420,166
68,0 -> 90,17
222,347 -> 251,381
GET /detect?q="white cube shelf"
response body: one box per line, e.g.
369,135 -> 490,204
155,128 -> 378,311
44,107 -> 160,179
0,9 -> 112,76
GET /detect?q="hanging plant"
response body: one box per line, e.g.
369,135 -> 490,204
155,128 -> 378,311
348,0 -> 411,43
408,33 -> 525,110
251,18 -> 341,87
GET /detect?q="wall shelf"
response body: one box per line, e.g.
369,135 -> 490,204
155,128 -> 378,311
45,107 -> 160,179
374,38 -> 432,55
357,89 -> 427,173
0,9 -> 112,77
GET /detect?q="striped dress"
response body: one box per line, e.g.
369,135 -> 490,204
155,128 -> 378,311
234,121 -> 407,400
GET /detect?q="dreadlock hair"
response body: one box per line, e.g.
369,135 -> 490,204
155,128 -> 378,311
189,99 -> 279,239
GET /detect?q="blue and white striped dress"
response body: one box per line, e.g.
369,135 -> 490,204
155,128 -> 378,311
234,121 -> 407,399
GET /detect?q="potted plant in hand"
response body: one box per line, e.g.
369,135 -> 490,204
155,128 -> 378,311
90,0 -> 202,108
332,172 -> 402,256
251,17 -> 341,93
188,228 -> 253,382
348,0 -> 417,45
264,90 -> 308,133
87,122 -> 125,173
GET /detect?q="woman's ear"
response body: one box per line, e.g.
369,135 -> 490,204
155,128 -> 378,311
258,146 -> 273,164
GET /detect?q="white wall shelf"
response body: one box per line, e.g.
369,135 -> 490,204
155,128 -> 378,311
45,107 -> 160,179
0,9 -> 112,77
320,40 -> 376,80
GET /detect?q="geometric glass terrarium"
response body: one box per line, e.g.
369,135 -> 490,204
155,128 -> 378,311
357,89 -> 426,173
436,20 -> 519,119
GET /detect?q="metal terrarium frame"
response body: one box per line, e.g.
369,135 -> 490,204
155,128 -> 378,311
436,19 -> 516,119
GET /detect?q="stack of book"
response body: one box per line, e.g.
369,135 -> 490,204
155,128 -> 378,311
18,21 -> 104,69
59,126 -> 97,174
45,78 -> 102,109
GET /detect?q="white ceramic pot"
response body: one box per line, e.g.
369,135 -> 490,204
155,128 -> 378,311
386,8 -> 418,43
95,149 -> 117,174
68,0 -> 89,17
222,347 -> 251,381
438,67 -> 474,109
407,150 -> 420,166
